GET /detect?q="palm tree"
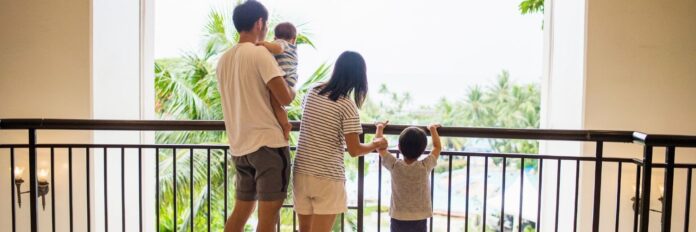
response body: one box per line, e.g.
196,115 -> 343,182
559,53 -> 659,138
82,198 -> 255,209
154,7 -> 330,231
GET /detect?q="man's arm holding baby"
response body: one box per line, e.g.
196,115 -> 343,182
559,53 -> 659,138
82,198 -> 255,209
257,41 -> 285,55
267,77 -> 295,105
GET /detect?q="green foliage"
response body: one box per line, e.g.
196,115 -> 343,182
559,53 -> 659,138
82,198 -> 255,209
519,0 -> 544,15
519,0 -> 544,28
362,71 -> 540,154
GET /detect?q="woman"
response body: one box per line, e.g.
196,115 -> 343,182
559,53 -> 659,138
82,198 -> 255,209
293,51 -> 387,231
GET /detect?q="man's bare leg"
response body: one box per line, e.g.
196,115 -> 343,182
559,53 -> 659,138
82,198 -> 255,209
256,199 -> 284,232
224,200 -> 257,232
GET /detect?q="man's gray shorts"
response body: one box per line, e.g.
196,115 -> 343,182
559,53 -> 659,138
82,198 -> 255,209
232,146 -> 291,201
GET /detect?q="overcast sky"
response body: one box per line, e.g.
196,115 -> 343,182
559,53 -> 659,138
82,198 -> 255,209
155,0 -> 544,105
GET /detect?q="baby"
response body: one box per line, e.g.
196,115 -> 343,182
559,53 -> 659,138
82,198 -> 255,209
375,121 -> 442,232
258,22 -> 298,139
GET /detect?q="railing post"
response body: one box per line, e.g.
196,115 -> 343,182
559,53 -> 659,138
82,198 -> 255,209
28,129 -> 38,232
639,145 -> 653,232
592,141 -> 603,232
357,133 -> 365,232
661,146 -> 675,231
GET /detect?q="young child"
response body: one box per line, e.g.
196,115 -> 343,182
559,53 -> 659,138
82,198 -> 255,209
257,22 -> 299,139
375,121 -> 442,232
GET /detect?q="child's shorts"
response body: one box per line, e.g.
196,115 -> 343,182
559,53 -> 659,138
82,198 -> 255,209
391,218 -> 427,232
292,172 -> 347,215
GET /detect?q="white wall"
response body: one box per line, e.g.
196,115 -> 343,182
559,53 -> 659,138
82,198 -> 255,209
1,0 -> 156,231
582,0 -> 696,231
0,0 -> 92,231
542,0 -> 696,231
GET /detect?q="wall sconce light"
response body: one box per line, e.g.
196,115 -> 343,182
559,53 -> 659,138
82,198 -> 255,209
631,184 -> 664,214
14,167 -> 50,210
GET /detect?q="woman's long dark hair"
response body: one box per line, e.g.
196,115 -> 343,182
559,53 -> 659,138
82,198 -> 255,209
318,51 -> 368,108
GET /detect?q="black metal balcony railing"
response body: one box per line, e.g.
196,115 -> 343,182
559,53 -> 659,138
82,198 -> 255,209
1,118 -> 695,232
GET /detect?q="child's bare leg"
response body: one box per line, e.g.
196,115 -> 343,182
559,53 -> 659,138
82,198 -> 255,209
270,91 -> 292,140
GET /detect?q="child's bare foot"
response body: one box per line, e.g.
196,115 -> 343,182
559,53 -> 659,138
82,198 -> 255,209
282,122 -> 293,140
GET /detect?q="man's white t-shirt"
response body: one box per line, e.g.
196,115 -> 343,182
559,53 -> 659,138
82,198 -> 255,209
216,42 -> 288,156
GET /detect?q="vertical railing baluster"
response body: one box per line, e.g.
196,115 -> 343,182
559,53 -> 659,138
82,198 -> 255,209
615,162 -> 623,232
207,148 -> 211,232
592,141 -> 604,232
276,210 -> 281,232
104,147 -> 109,232
501,157 -> 506,232
11,147 -> 16,232
519,157 -> 524,232
574,160 -> 580,232
86,148 -> 92,232
293,212 -> 297,232
639,146 -> 653,232
138,147 -> 143,232
341,213 -> 345,232
121,147 -> 125,232
465,155 -> 470,232
69,147 -> 74,232
684,168 -> 692,232
632,164 -> 641,232
662,146 -> 675,232
156,148 -> 160,232
29,129 -> 38,232
483,157 -> 488,231
377,155 -> 382,232
173,148 -> 177,232
357,133 -> 365,232
555,159 -> 561,232
190,148 -> 194,232
224,149 -> 228,220
51,147 -> 56,232
448,155 -> 453,231
536,159 -> 543,231
430,167 -> 435,232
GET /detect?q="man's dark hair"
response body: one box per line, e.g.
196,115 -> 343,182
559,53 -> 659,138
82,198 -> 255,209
274,22 -> 297,40
232,1 -> 269,32
319,51 -> 368,108
398,127 -> 428,160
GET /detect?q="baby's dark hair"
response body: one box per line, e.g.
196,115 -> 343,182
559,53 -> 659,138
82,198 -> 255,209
274,22 -> 297,40
398,127 -> 428,160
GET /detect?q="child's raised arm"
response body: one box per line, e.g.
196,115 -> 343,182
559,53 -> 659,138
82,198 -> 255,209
428,123 -> 442,159
256,41 -> 285,54
375,121 -> 389,138
374,121 -> 390,156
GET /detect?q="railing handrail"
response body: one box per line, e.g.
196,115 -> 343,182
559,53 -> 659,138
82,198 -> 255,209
2,118 -> 696,146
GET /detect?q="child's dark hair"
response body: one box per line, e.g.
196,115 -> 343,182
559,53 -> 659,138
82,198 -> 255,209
232,1 -> 269,32
274,22 -> 297,40
319,51 -> 368,108
398,127 -> 428,160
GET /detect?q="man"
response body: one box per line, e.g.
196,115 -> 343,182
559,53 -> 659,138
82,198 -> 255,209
216,1 -> 295,231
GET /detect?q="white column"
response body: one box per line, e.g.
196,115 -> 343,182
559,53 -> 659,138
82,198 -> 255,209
92,0 -> 156,231
539,0 -> 587,231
